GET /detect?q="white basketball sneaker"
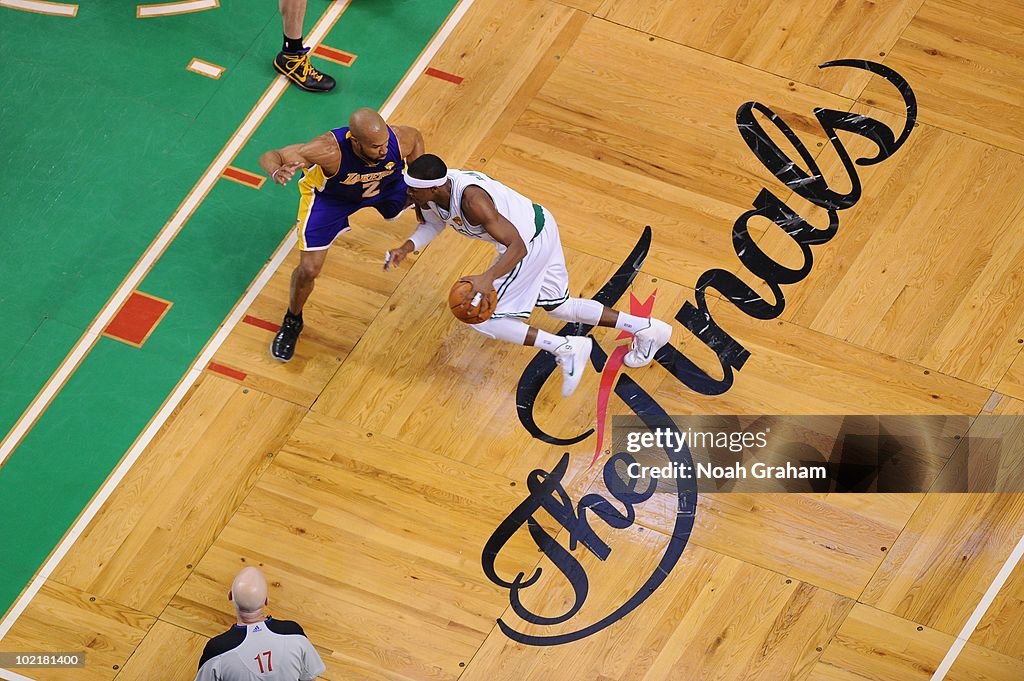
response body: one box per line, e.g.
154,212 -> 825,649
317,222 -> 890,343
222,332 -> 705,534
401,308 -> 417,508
554,336 -> 593,397
624,318 -> 672,368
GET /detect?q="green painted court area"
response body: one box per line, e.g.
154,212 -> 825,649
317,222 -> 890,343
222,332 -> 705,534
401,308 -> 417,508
0,0 -> 457,620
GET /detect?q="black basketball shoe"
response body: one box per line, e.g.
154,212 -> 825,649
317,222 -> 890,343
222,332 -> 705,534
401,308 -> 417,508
273,49 -> 336,93
271,312 -> 304,362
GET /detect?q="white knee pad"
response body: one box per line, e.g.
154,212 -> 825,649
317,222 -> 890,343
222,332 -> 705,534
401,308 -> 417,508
547,297 -> 604,325
472,317 -> 529,344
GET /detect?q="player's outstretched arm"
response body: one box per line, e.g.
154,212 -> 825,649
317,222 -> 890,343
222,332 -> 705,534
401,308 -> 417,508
385,206 -> 444,271
393,125 -> 425,164
258,132 -> 341,186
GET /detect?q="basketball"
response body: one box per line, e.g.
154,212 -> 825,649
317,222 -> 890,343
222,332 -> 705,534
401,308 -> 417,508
449,280 -> 497,324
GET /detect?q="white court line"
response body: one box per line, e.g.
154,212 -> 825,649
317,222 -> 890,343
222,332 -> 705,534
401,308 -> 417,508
136,0 -> 217,19
0,1 -> 475,678
0,0 -> 77,17
0,670 -> 32,681
930,531 -> 1024,680
0,0 -> 345,470
381,0 -> 475,118
187,57 -> 225,80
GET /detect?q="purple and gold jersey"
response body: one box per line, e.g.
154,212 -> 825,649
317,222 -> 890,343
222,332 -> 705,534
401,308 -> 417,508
315,125 -> 405,201
293,125 -> 409,251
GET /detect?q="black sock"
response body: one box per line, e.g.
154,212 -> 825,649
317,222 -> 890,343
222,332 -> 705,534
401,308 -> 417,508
285,309 -> 303,322
282,35 -> 304,54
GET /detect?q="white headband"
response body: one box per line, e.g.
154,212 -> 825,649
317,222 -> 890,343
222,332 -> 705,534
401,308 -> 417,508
403,171 -> 448,189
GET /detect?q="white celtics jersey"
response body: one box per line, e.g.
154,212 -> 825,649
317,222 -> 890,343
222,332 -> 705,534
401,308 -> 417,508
195,618 -> 325,681
427,170 -> 540,253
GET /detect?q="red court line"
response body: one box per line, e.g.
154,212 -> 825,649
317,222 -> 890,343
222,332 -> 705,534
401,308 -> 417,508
312,44 -> 355,66
222,166 -> 265,189
425,67 -> 463,84
243,315 -> 279,332
102,291 -> 172,347
207,362 -> 246,381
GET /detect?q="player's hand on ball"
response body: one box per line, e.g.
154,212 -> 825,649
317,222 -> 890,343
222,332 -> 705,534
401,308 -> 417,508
449,277 -> 497,324
271,161 -> 308,186
459,273 -> 496,307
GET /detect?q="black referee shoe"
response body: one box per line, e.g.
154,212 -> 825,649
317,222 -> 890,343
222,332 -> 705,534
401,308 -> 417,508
271,313 -> 304,362
273,49 -> 336,93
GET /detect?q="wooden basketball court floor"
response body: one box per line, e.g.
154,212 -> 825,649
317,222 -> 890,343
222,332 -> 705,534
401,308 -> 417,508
3,0 -> 1024,679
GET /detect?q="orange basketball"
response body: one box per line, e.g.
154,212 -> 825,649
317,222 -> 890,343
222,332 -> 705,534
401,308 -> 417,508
449,280 -> 497,324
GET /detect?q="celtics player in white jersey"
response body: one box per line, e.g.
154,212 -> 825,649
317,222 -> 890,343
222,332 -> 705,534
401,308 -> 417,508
385,154 -> 672,397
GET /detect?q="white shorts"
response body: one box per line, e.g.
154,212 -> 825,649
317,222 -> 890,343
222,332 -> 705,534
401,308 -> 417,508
491,206 -> 569,319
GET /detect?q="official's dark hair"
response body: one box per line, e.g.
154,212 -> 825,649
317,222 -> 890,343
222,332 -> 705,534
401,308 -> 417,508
407,153 -> 448,181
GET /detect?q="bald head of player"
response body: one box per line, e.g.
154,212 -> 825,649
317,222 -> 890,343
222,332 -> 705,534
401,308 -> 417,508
348,107 -> 390,163
229,567 -> 269,625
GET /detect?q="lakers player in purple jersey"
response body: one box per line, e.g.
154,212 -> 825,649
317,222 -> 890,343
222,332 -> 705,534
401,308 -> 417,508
259,108 -> 424,361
